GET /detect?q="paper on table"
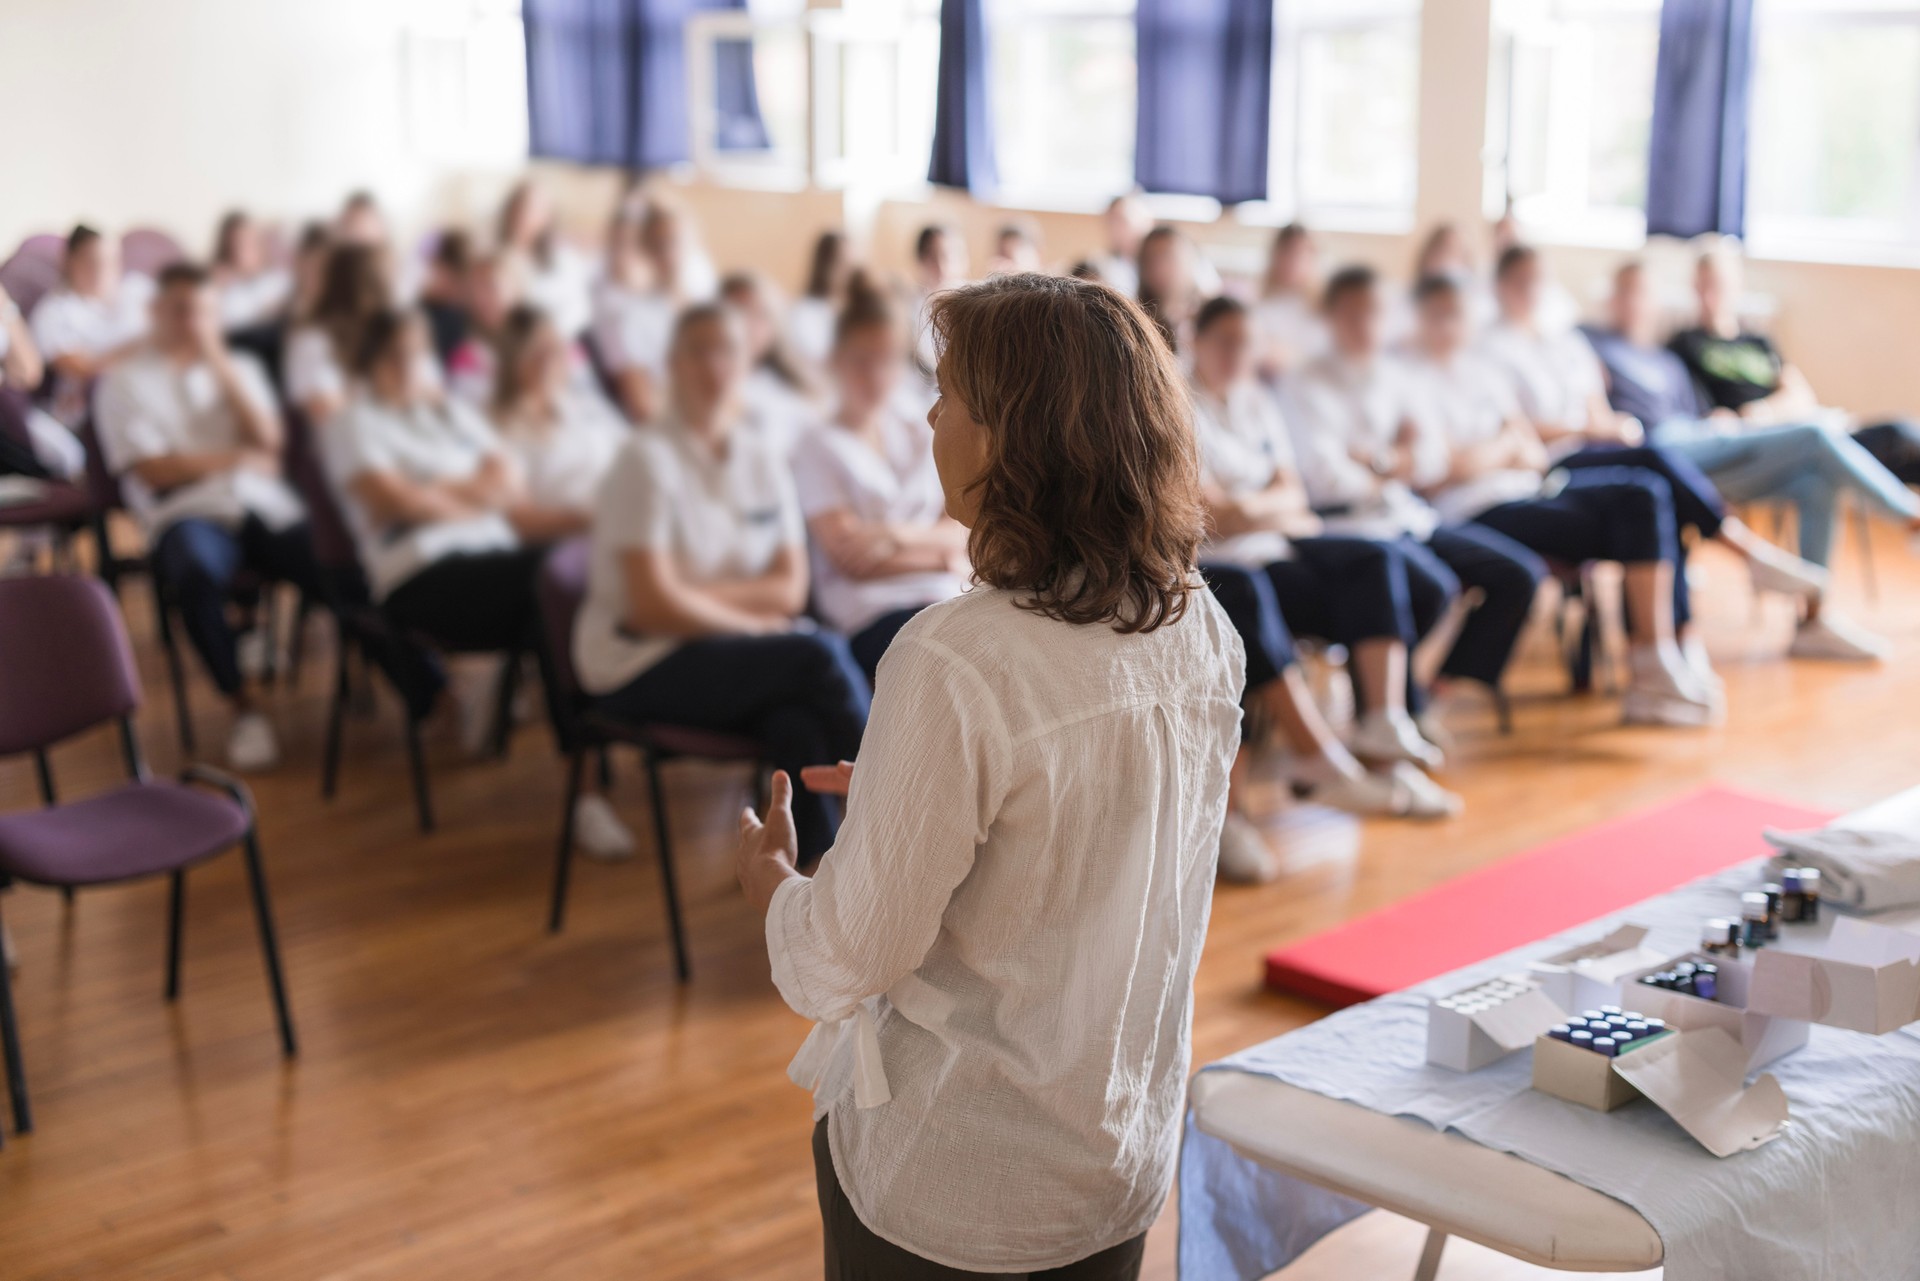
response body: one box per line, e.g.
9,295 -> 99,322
1609,1028 -> 1789,1158
1749,917 -> 1920,1035
1472,987 -> 1567,1052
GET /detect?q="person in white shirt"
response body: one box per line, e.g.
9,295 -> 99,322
720,271 -> 823,455
210,211 -> 292,332
1252,223 -> 1328,380
29,225 -> 153,425
1092,192 -> 1151,298
1406,272 -> 1718,726
789,279 -> 968,686
326,307 -> 543,750
1,282 -> 84,481
1136,224 -> 1204,357
574,302 -> 869,865
589,208 -> 673,424
285,241 -> 390,428
908,223 -> 969,380
787,230 -> 854,371
444,252 -> 528,410
640,199 -> 718,306
732,273 -> 1242,1279
1286,266 -> 1546,713
1189,298 -> 1461,880
496,178 -> 595,340
986,222 -> 1043,276
95,263 -> 318,771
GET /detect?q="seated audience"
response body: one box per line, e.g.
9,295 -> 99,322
1404,272 -> 1717,726
1188,298 -> 1461,875
789,279 -> 969,686
286,241 -> 391,426
445,252 -> 529,408
1136,225 -> 1204,356
787,230 -> 853,369
720,271 -> 822,450
287,222 -> 333,322
1251,223 -> 1327,380
1,283 -> 84,482
488,303 -> 638,859
1093,193 -> 1151,297
1406,221 -> 1493,335
1589,259 -> 1914,661
591,207 -> 673,423
327,308 -> 541,749
29,224 -> 153,424
641,199 -> 719,305
1285,266 -> 1546,709
574,303 -> 869,865
417,230 -> 476,368
1671,244 -> 1920,488
333,189 -> 417,301
987,222 -> 1043,276
210,210 -> 292,331
909,222 -> 970,378
95,263 -> 319,769
496,179 -> 594,340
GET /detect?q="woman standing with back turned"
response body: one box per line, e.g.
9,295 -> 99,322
735,274 -> 1245,1279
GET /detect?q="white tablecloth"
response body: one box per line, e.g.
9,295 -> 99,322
1178,859 -> 1920,1281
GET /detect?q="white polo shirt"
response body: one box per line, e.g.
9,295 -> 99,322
524,241 -> 597,340
94,347 -> 304,535
495,389 -> 628,513
1251,292 -> 1328,374
574,412 -> 805,694
324,393 -> 519,599
1189,379 -> 1297,569
1477,320 -> 1608,442
590,281 -> 676,382
790,409 -> 966,636
1403,350 -> 1547,524
217,269 -> 293,330
1281,351 -> 1442,541
785,296 -> 836,369
284,325 -> 347,416
29,277 -> 155,423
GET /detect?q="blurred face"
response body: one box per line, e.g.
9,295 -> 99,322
225,219 -> 264,275
1192,310 -> 1254,390
723,283 -> 776,361
831,322 -> 905,417
375,317 -> 436,402
1415,288 -> 1469,359
1494,254 -> 1542,322
928,369 -> 990,527
337,199 -> 388,248
1419,228 -> 1469,278
643,212 -> 685,265
67,238 -> 114,295
519,319 -> 570,399
1609,266 -> 1657,342
468,262 -> 520,332
152,280 -> 216,348
996,234 -> 1040,273
1140,236 -> 1191,298
1696,254 -> 1739,321
1269,236 -> 1318,294
1327,284 -> 1383,358
671,313 -> 749,419
1105,197 -> 1149,256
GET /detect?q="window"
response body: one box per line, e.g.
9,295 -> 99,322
1486,0 -> 1661,241
811,0 -> 942,194
1267,0 -> 1422,226
1747,0 -> 1920,256
687,1 -> 814,189
401,0 -> 529,168
988,0 -> 1137,207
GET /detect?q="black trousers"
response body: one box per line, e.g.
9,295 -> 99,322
376,546 -> 547,717
812,1119 -> 1147,1281
1853,418 -> 1920,486
152,515 -> 322,696
1400,525 -> 1547,691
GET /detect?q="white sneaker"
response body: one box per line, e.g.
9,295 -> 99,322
1622,686 -> 1718,728
1789,615 -> 1889,662
1216,811 -> 1278,884
1747,546 -> 1827,601
1292,757 -> 1462,820
1680,634 -> 1726,714
573,793 -> 637,862
226,712 -> 280,773
1349,708 -> 1445,771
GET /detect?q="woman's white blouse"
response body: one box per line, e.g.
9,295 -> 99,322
495,390 -> 628,513
768,586 -> 1244,1272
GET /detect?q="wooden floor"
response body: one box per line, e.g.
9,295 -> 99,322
2,527 -> 1916,1281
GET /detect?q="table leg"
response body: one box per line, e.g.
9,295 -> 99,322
1412,1226 -> 1448,1281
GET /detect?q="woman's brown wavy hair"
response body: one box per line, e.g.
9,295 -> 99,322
930,272 -> 1204,634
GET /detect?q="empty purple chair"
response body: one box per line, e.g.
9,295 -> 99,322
0,234 -> 64,318
0,575 -> 297,1141
534,538 -> 764,981
119,227 -> 186,278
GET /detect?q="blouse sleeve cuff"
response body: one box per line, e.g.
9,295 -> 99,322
765,874 -> 824,1020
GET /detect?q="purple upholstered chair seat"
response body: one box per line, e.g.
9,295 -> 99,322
0,481 -> 93,529
0,782 -> 251,887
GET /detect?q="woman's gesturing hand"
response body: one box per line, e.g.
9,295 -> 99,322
736,771 -> 805,914
798,761 -> 855,797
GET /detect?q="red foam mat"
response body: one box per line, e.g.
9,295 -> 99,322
1263,785 -> 1834,1007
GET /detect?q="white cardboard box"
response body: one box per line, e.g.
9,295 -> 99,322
1626,951 -> 1809,1073
1529,924 -> 1679,1013
1426,975 -> 1567,1072
1748,916 -> 1920,1034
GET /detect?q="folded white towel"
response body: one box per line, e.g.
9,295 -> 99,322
1765,784 -> 1920,912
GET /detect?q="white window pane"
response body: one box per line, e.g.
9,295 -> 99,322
1295,21 -> 1420,210
990,18 -> 1136,201
1581,19 -> 1657,210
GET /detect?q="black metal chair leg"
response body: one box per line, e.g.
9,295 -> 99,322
60,886 -> 74,907
0,903 -> 32,1134
548,748 -> 585,933
321,642 -> 349,800
285,595 -> 311,690
238,831 -> 297,1058
164,870 -> 186,1000
644,751 -> 691,982
404,714 -> 435,834
1492,686 -> 1514,735
153,586 -> 196,754
491,650 -> 521,760
596,745 -> 613,792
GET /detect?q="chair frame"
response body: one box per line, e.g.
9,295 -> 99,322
0,712 -> 297,1144
150,564 -> 315,756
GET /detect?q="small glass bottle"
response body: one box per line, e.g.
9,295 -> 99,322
1548,1023 -> 1575,1042
1693,963 -> 1719,1002
1598,1004 -> 1624,1017
1760,882 -> 1784,939
1741,892 -> 1772,949
1779,869 -> 1807,924
1592,1036 -> 1619,1057
1571,1029 -> 1596,1050
1799,868 -> 1822,923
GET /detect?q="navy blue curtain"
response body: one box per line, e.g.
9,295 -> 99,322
524,0 -> 768,169
1134,0 -> 1273,205
927,0 -> 998,194
1645,0 -> 1755,239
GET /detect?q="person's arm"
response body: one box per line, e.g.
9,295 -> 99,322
612,366 -> 660,424
1741,362 -> 1820,423
698,542 -> 809,617
348,466 -> 495,527
0,289 -> 41,390
743,637 -> 1009,1024
201,339 -> 283,453
806,508 -> 966,581
1205,471 -> 1319,538
505,504 -> 593,543
128,449 -> 273,493
619,544 -> 794,638
1284,388 -> 1384,509
441,451 -> 523,509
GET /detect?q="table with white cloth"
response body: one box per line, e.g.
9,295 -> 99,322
1178,858 -> 1920,1281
